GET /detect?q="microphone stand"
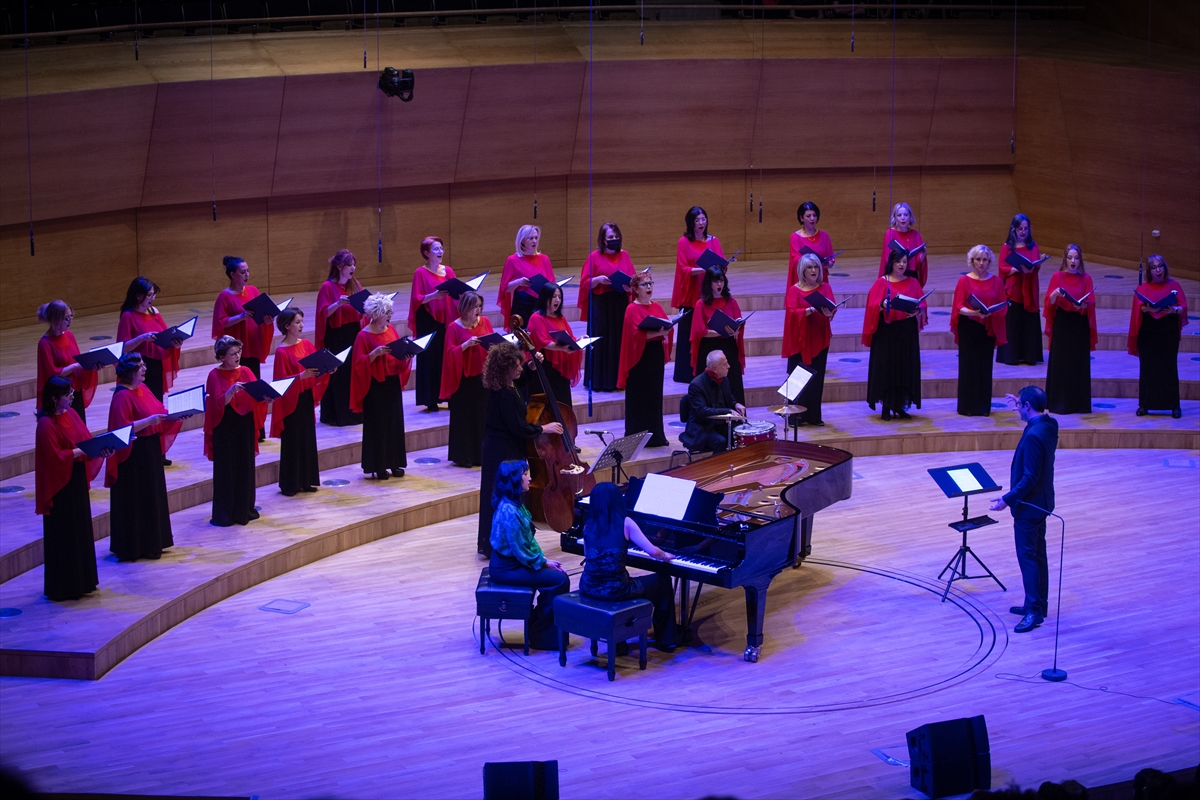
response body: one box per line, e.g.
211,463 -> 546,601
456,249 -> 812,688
1022,501 -> 1068,682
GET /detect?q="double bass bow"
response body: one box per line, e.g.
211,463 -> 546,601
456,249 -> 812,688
509,314 -> 596,532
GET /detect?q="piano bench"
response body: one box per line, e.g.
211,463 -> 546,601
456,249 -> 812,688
553,592 -> 653,681
476,567 -> 535,655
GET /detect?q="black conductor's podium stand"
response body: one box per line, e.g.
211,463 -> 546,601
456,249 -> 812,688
927,463 -> 1007,602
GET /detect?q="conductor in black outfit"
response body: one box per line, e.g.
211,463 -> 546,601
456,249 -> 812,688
477,342 -> 563,557
679,351 -> 747,454
990,385 -> 1058,634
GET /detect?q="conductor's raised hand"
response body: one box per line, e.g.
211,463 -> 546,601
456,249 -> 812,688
542,421 -> 564,435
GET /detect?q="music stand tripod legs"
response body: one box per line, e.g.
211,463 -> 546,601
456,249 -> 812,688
938,512 -> 1007,602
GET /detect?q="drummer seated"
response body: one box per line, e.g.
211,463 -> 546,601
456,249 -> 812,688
679,352 -> 747,455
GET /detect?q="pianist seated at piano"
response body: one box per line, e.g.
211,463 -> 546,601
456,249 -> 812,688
580,483 -> 678,653
679,351 -> 747,455
489,460 -> 572,651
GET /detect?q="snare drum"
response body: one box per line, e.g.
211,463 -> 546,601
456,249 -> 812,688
733,421 -> 776,447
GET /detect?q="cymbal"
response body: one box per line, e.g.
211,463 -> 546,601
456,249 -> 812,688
708,412 -> 746,420
768,404 -> 806,416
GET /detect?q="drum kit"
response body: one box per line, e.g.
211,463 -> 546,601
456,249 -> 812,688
708,403 -> 806,449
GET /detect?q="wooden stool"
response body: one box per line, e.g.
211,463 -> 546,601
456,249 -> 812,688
475,567 -> 535,655
553,592 -> 653,681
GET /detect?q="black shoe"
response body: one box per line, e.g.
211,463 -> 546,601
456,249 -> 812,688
1136,406 -> 1147,416
210,519 -> 233,528
896,409 -> 912,420
281,490 -> 297,498
881,409 -> 892,421
810,420 -> 825,427
302,485 -> 318,493
248,508 -> 260,521
1009,606 -> 1028,616
162,458 -> 172,467
391,468 -> 405,478
1172,408 -> 1182,419
1015,613 -> 1044,633
654,641 -> 677,653
374,471 -> 389,481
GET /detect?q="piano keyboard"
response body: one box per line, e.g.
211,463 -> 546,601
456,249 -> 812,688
628,547 -> 723,575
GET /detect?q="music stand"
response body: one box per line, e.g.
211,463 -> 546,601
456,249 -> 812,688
927,463 -> 1006,603
590,431 -> 651,484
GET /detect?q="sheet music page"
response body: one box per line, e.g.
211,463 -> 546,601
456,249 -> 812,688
91,342 -> 124,358
947,468 -> 983,493
334,346 -> 351,363
175,316 -> 197,337
276,297 -> 293,313
412,333 -> 435,350
268,377 -> 296,397
778,365 -> 813,399
467,272 -> 488,290
166,386 -> 205,415
575,336 -> 601,349
113,425 -> 133,446
635,473 -> 697,520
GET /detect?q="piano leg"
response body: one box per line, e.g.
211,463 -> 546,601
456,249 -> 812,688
678,579 -> 693,644
792,515 -> 814,569
743,579 -> 770,662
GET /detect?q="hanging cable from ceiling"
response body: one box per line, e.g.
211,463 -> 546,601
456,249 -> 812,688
586,0 -> 595,418
362,0 -> 368,68
748,3 -> 765,224
888,0 -> 896,212
1010,0 -> 1017,154
375,1 -> 383,262
532,0 -> 539,219
210,0 -> 217,221
134,0 -> 139,60
23,1 -> 34,255
851,0 -> 855,52
1137,0 -> 1154,282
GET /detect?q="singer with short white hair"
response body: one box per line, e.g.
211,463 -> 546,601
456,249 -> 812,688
990,386 -> 1058,634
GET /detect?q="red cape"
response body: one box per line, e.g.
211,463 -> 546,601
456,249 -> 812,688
1044,272 -> 1097,350
783,284 -> 835,364
212,286 -> 275,361
118,309 -> 181,392
407,265 -> 458,334
617,302 -> 674,389
315,279 -> 362,350
862,276 -> 927,348
499,253 -> 554,330
1128,279 -> 1189,356
441,316 -> 495,398
578,250 -> 635,322
787,230 -> 834,287
998,243 -> 1042,313
105,383 -> 181,487
204,366 -> 266,461
349,326 -> 412,413
692,296 -> 746,374
528,312 -> 583,386
878,229 -> 928,287
35,409 -> 101,515
38,332 -> 97,408
673,236 -> 724,309
950,273 -> 1008,346
270,340 -> 330,438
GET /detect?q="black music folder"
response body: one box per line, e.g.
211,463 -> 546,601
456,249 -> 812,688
346,289 -> 398,314
888,239 -> 928,259
885,289 -> 934,315
696,247 -> 742,273
1057,288 -> 1093,307
152,316 -> 197,349
76,425 -> 133,459
968,295 -> 1008,315
73,342 -> 124,370
1135,289 -> 1178,310
707,309 -> 754,336
607,270 -> 633,292
549,330 -> 600,352
240,377 -> 296,402
299,346 -> 351,375
387,333 -> 434,359
436,271 -> 489,299
527,274 -> 574,295
242,293 -> 292,324
477,332 -> 519,349
801,292 -> 850,313
164,385 -> 205,422
1003,250 -> 1050,273
800,246 -> 846,266
637,314 -> 680,331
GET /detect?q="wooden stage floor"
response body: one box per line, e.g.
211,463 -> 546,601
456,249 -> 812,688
1,448 -> 1196,799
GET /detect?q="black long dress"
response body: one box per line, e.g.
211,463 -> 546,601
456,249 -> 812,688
584,290 -> 627,392
956,317 -> 996,416
695,336 -> 745,407
143,357 -> 166,401
478,386 -> 543,556
1045,310 -> 1092,414
1137,313 -> 1182,412
788,348 -> 829,425
672,308 -> 695,384
320,321 -> 363,427
71,390 -> 87,426
211,406 -> 258,527
361,374 -> 407,475
110,433 -> 173,560
511,292 -> 537,330
241,356 -> 265,440
279,389 -> 320,495
533,362 -> 572,410
866,314 -> 922,414
43,461 -> 99,601
448,374 -> 486,467
413,305 -> 447,409
625,340 -> 668,447
997,304 -> 1044,365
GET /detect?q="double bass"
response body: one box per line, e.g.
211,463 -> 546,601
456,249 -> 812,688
509,315 -> 596,532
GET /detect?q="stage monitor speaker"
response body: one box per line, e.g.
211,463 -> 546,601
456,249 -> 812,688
906,715 -> 991,799
482,760 -> 559,800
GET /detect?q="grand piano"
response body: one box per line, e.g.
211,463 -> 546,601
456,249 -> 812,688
561,440 -> 853,662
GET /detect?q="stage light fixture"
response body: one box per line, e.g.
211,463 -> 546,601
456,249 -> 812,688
379,67 -> 415,102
